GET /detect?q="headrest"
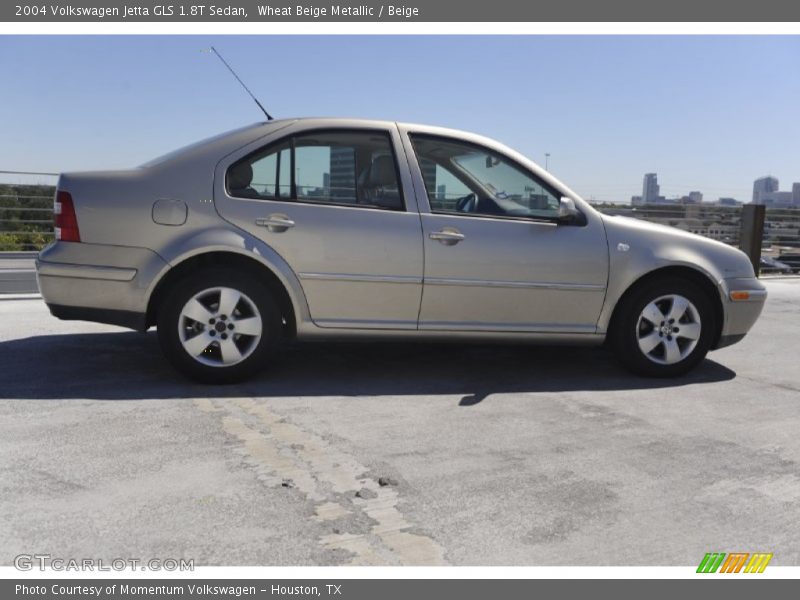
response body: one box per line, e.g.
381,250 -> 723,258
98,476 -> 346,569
369,155 -> 397,186
228,162 -> 254,191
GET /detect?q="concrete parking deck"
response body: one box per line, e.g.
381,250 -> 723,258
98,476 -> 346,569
0,280 -> 798,566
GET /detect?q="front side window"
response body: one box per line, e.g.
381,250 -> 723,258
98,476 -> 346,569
410,135 -> 561,220
227,130 -> 403,210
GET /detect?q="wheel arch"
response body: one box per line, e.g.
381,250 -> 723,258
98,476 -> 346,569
145,249 -> 305,338
605,265 -> 724,349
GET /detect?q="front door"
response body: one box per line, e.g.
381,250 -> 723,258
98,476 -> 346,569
407,133 -> 609,333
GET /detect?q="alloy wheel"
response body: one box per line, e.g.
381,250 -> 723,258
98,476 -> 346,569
177,286 -> 263,367
635,294 -> 702,365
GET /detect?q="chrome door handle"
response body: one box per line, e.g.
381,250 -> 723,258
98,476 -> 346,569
256,214 -> 295,232
429,229 -> 465,245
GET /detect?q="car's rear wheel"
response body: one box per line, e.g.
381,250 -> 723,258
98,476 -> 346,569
157,269 -> 281,383
611,277 -> 716,377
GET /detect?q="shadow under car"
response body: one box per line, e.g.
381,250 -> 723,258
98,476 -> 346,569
0,331 -> 736,404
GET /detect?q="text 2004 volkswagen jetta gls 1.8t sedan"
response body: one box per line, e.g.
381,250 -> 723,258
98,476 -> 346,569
36,118 -> 767,383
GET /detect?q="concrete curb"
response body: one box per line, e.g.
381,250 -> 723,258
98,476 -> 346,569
0,251 -> 38,259
0,269 -> 38,294
0,293 -> 41,301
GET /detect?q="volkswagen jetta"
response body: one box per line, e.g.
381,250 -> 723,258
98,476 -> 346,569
36,118 -> 767,382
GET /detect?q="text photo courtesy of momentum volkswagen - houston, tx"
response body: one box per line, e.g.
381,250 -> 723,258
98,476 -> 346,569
1,10 -> 800,596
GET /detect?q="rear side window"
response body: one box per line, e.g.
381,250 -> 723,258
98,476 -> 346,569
226,130 -> 404,210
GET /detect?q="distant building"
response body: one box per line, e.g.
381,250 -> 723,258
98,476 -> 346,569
674,218 -> 705,235
642,173 -> 660,204
329,147 -> 356,200
705,223 -> 739,242
675,219 -> 738,242
631,195 -> 643,206
685,203 -> 701,219
752,176 -> 779,204
717,197 -> 741,206
652,196 -> 675,204
688,191 -> 703,204
436,184 -> 447,200
793,182 -> 800,207
759,191 -> 794,207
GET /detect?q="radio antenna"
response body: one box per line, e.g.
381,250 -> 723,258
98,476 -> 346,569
207,46 -> 273,121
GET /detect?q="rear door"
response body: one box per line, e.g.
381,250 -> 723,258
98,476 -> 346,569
214,123 -> 424,329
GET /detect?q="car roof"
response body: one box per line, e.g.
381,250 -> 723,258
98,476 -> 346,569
143,117 -> 511,171
252,116 -> 491,137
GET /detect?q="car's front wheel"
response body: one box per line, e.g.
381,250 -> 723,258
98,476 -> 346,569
611,277 -> 716,377
157,269 -> 281,383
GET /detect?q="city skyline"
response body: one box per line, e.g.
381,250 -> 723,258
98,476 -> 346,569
631,172 -> 800,207
1,35 -> 799,203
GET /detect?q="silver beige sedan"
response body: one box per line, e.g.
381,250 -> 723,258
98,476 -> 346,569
36,118 -> 767,383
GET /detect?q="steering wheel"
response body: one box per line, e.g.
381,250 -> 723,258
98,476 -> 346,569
455,193 -> 477,213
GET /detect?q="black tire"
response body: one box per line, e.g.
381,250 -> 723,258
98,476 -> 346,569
610,277 -> 716,377
157,268 -> 282,384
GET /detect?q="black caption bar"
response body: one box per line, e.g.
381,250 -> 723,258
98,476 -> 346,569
4,580 -> 800,600
4,0 -> 800,22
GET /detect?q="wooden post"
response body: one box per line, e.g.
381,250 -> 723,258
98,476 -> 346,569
740,204 -> 766,277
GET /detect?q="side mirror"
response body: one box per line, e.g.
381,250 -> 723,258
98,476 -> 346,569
557,197 -> 581,223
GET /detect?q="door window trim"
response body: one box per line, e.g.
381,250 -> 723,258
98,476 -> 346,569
225,128 -> 407,212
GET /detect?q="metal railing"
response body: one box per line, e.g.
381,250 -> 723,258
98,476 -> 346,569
590,203 -> 800,246
1,175 -> 799,273
0,192 -> 55,251
0,169 -> 58,253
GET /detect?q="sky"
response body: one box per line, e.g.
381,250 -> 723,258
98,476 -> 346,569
1,35 -> 798,203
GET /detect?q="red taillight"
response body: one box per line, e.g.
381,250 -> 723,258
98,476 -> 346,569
54,190 -> 80,242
